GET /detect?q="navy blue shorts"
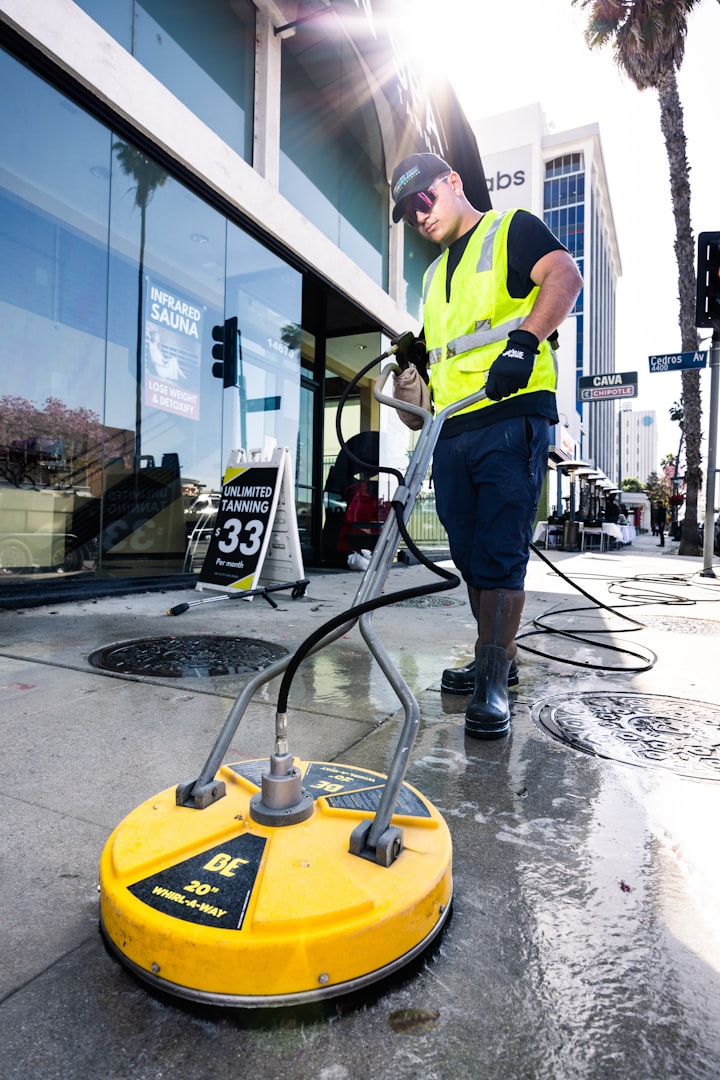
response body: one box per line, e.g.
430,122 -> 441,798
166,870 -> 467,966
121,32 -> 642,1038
432,415 -> 550,590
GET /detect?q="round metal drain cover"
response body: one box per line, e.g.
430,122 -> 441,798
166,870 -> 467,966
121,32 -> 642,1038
533,692 -> 720,781
391,596 -> 464,608
88,636 -> 288,678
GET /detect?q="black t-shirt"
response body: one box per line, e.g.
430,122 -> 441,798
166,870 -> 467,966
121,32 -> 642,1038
445,209 -> 567,300
438,209 -> 567,436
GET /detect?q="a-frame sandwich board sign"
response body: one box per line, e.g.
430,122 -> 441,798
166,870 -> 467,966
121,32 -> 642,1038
196,446 -> 304,597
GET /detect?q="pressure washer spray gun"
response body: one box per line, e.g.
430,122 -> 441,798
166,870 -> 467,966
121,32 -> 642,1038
380,332 -> 432,432
386,330 -> 427,374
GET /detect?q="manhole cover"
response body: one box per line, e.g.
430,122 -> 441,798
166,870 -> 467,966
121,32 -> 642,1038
533,692 -> 720,781
391,596 -> 464,608
88,636 -> 288,678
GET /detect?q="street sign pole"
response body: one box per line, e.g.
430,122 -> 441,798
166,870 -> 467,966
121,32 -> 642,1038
701,330 -> 720,577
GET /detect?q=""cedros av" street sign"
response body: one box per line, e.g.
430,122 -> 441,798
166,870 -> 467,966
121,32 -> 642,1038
648,351 -> 707,373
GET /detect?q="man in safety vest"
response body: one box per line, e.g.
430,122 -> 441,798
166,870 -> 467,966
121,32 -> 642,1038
390,153 -> 582,740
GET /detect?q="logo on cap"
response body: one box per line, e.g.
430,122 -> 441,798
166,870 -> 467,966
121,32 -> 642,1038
392,166 -> 420,202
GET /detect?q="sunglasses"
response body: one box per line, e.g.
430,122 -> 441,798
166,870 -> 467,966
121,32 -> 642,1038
402,175 -> 451,226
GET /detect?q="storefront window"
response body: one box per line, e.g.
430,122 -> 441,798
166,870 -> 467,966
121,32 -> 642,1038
102,140 -> 227,573
0,47 -> 301,584
0,49 -> 111,577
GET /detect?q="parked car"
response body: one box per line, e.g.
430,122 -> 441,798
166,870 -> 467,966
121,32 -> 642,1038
696,515 -> 720,555
184,492 -> 219,539
183,492 -> 220,572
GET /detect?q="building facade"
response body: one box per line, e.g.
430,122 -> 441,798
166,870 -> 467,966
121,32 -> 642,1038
0,0 -> 490,591
472,104 -> 621,498
619,406 -> 659,487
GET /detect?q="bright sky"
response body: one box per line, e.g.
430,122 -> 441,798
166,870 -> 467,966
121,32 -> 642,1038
406,0 -> 719,469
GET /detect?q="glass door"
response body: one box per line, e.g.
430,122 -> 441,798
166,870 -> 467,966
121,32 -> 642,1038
320,330 -> 385,567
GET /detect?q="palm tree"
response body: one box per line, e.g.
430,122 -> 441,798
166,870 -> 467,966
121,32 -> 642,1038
572,0 -> 707,554
113,141 -> 168,468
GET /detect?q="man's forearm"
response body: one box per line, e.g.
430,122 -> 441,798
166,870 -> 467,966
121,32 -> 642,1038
521,253 -> 583,342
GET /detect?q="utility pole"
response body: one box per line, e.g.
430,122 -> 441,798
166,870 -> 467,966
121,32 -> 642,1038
696,233 -> 720,577
701,328 -> 719,577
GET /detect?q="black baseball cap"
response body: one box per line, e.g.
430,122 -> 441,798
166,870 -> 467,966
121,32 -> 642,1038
391,152 -> 452,222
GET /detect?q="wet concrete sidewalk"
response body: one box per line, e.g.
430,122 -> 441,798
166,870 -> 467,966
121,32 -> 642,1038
2,531 -> 720,1079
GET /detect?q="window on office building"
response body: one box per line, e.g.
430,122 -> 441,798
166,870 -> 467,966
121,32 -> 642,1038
544,154 -> 585,281
544,153 -> 585,389
74,0 -> 255,161
279,29 -> 387,287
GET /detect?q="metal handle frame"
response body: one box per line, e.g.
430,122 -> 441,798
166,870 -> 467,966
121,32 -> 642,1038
177,365 -> 486,845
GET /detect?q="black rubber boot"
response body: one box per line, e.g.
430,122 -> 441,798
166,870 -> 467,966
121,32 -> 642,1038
464,588 -> 525,740
464,645 -> 512,739
441,583 -> 520,694
441,657 -> 519,694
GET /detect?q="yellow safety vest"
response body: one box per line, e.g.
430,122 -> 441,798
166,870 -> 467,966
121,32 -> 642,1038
423,209 -> 558,417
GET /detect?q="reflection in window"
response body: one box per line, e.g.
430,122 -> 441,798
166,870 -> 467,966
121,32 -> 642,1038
105,138 -> 228,572
402,225 -> 437,322
226,223 -> 302,460
0,45 -> 302,583
0,48 -> 111,575
296,369 -> 317,551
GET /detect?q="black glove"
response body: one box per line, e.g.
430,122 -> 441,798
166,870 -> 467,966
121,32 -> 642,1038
485,329 -> 539,401
391,333 -> 429,383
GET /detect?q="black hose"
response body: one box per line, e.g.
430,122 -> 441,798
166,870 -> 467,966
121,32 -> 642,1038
333,350 -> 406,490
518,542 -> 657,673
275,349 -> 460,713
278,349 -> 680,704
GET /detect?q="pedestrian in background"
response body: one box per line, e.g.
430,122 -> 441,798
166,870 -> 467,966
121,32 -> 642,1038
656,501 -> 667,547
390,153 -> 582,739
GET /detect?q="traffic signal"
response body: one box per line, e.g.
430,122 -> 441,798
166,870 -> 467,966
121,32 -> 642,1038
211,316 -> 239,387
696,232 -> 720,329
